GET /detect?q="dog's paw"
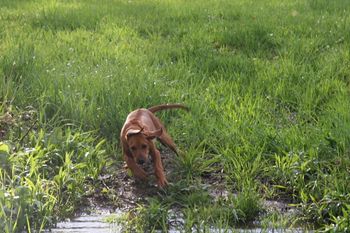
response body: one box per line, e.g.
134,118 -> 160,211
134,169 -> 148,180
157,177 -> 168,188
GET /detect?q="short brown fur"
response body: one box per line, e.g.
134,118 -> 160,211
120,104 -> 188,187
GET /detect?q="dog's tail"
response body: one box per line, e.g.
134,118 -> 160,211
148,104 -> 189,113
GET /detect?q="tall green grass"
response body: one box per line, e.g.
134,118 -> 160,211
0,127 -> 106,232
1,0 -> 350,231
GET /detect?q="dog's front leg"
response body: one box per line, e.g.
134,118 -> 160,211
125,155 -> 147,180
150,148 -> 168,187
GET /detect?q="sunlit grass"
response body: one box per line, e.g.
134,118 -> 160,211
1,0 -> 350,231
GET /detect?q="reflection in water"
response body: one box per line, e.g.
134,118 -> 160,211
49,210 -> 123,233
49,209 -> 308,233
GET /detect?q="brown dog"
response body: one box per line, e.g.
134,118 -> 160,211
120,104 -> 188,187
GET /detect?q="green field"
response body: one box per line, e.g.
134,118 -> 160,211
1,0 -> 350,232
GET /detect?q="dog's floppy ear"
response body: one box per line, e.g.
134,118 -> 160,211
144,128 -> 162,140
125,128 -> 143,140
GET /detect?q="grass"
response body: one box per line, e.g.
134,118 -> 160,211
1,0 -> 350,232
0,106 -> 107,231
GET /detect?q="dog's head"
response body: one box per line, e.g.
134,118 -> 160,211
125,128 -> 162,165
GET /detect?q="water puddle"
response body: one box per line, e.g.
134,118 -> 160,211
49,209 -> 123,233
49,196 -> 306,233
50,212 -> 306,233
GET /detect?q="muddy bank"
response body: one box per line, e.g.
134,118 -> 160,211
49,147 -> 303,232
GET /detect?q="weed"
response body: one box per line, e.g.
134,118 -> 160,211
0,105 -> 107,232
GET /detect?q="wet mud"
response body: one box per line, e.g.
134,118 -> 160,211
50,148 -> 300,232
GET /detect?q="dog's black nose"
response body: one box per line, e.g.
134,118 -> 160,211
137,159 -> 145,165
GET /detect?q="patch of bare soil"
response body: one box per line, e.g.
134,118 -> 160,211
0,105 -> 37,141
85,146 -> 229,211
83,147 -> 181,212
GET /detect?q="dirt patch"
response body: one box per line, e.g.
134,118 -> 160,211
0,105 -> 37,141
83,147 -> 181,212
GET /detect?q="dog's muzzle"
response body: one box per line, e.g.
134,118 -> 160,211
137,158 -> 145,165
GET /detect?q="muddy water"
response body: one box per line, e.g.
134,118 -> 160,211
51,212 -> 305,233
49,210 -> 123,233
49,205 -> 306,233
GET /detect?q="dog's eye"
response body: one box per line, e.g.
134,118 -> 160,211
141,144 -> 147,149
130,146 -> 136,151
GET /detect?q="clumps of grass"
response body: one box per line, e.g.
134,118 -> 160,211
0,105 -> 107,232
132,198 -> 171,232
309,0 -> 350,13
299,192 -> 350,227
0,43 -> 37,104
1,43 -> 36,83
177,143 -> 222,180
263,151 -> 350,230
31,2 -> 104,31
117,180 -> 261,232
323,203 -> 350,233
215,23 -> 281,58
0,158 -> 57,232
